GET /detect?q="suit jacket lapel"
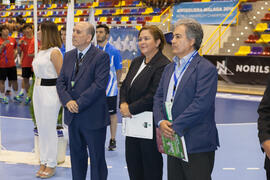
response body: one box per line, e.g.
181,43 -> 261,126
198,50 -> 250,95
134,51 -> 162,82
74,46 -> 96,82
173,55 -> 200,101
127,57 -> 144,88
67,50 -> 77,83
130,51 -> 164,88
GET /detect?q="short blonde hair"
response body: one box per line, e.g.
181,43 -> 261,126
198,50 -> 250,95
40,21 -> 62,50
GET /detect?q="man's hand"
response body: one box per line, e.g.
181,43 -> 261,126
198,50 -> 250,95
263,140 -> 270,159
66,100 -> 79,113
120,102 -> 132,118
160,120 -> 175,140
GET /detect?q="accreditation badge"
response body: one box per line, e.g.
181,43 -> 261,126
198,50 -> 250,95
71,81 -> 75,88
165,101 -> 173,121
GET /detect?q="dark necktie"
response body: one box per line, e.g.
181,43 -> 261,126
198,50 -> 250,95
75,52 -> 83,75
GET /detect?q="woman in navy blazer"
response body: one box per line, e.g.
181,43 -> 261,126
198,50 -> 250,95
120,25 -> 170,180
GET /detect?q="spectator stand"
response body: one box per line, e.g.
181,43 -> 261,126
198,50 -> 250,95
0,0 -> 171,37
217,0 -> 270,56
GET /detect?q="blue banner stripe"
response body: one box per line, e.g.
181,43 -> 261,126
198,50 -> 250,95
172,1 -> 238,25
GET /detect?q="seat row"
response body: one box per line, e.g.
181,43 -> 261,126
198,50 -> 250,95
245,34 -> 270,43
239,3 -> 252,12
254,23 -> 270,32
94,7 -> 164,16
237,0 -> 257,2
0,0 -> 143,11
96,16 -> 160,24
0,15 -> 161,25
262,13 -> 270,21
0,7 -> 164,18
235,46 -> 270,56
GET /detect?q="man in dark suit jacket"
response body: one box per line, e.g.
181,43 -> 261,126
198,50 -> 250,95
56,22 -> 110,180
258,75 -> 270,180
153,18 -> 220,180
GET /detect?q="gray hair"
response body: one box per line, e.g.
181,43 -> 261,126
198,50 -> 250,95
86,23 -> 95,41
77,22 -> 95,41
174,18 -> 203,50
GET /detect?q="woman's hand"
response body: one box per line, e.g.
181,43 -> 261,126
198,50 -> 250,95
120,102 -> 132,118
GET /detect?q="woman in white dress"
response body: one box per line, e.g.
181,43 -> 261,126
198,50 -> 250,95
32,21 -> 63,179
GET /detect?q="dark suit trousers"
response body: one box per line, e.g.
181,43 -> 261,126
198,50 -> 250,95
265,156 -> 270,180
125,134 -> 163,180
68,119 -> 107,180
168,151 -> 215,180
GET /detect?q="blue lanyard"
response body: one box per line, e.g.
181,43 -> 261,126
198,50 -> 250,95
172,51 -> 198,99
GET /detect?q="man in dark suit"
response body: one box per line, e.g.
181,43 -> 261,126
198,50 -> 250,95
56,22 -> 110,180
153,18 -> 220,180
258,75 -> 270,180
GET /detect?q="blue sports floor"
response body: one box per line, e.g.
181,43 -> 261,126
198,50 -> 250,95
0,92 -> 267,180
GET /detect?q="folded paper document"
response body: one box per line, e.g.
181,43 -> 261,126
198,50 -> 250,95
122,111 -> 153,139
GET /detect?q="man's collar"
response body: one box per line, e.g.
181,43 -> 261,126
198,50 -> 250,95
173,50 -> 196,67
78,43 -> 91,56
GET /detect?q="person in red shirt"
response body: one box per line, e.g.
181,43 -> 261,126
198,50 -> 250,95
14,24 -> 34,104
0,24 -> 18,104
28,35 -> 36,57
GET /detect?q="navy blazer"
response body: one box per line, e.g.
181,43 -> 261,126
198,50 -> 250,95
258,75 -> 270,144
56,45 -> 110,129
120,51 -> 170,115
154,54 -> 220,154
258,75 -> 270,170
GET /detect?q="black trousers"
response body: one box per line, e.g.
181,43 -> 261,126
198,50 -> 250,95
267,170 -> 270,180
265,156 -> 270,180
168,151 -> 215,180
125,135 -> 163,180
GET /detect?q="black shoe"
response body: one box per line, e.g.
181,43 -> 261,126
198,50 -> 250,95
108,139 -> 116,151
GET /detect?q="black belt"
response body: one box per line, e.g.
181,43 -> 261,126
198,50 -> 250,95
35,78 -> 57,86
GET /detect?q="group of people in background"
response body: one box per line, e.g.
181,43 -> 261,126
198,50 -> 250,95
0,21 -> 35,104
0,18 -> 221,180
0,23 -> 19,104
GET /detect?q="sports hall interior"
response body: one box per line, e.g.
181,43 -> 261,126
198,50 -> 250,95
0,0 -> 269,179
